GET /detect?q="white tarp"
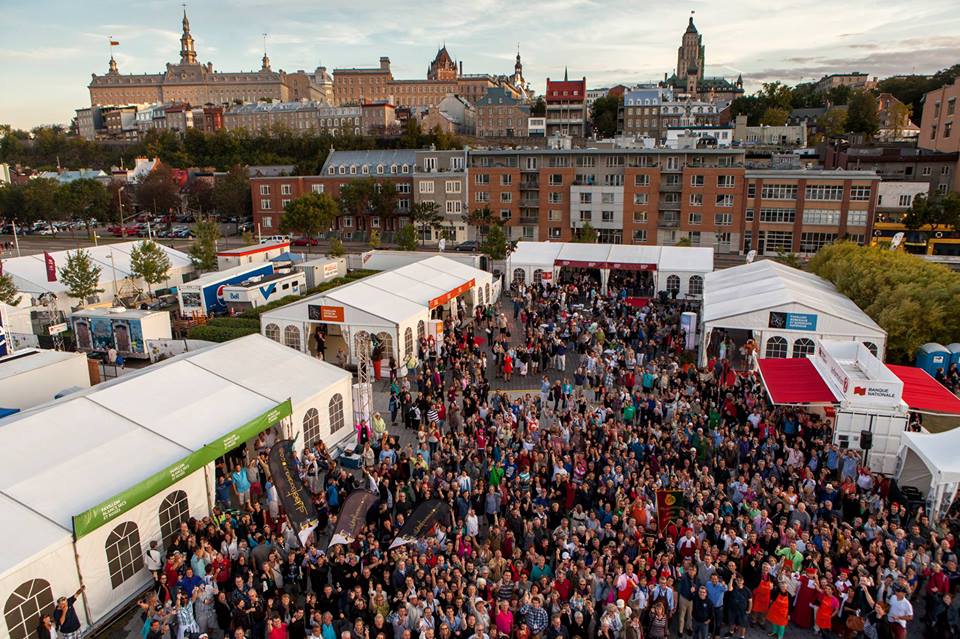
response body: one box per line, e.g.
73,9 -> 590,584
898,429 -> 960,521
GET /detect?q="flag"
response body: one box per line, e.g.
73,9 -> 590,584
389,499 -> 451,549
110,40 -> 120,46
328,490 -> 378,548
44,252 -> 56,282
656,489 -> 686,531
268,439 -> 318,547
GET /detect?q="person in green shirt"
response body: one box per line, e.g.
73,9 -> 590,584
489,462 -> 505,487
775,541 -> 804,572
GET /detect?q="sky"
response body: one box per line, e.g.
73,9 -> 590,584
1,0 -> 959,129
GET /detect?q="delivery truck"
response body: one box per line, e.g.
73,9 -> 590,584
71,307 -> 172,360
177,263 -> 275,316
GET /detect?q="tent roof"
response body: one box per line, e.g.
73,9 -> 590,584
703,260 -> 884,334
0,335 -> 344,546
901,429 -> 960,484
509,242 -> 714,272
0,493 -> 74,578
757,358 -> 841,405
887,365 -> 960,415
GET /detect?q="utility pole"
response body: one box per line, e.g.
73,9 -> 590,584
11,220 -> 21,257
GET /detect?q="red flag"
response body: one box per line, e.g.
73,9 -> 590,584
110,40 -> 120,46
44,252 -> 56,282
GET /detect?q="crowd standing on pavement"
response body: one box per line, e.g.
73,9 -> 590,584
49,272 -> 960,639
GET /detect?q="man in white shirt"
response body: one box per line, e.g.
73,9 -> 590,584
886,585 -> 913,639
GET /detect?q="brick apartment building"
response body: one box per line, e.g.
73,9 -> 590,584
544,75 -> 588,137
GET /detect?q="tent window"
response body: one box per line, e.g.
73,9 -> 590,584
417,320 -> 426,343
329,394 -> 344,434
485,283 -> 490,302
376,332 -> 393,359
404,328 -> 414,358
666,275 -> 681,293
303,408 -> 320,447
792,338 -> 815,358
283,325 -> 301,349
765,336 -> 788,359
265,323 -> 280,342
864,341 -> 878,357
158,490 -> 189,547
688,275 -> 703,296
477,287 -> 484,306
533,269 -> 544,284
4,579 -> 54,639
106,521 -> 144,589
512,268 -> 526,286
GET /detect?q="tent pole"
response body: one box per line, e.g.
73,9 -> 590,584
72,540 -> 94,629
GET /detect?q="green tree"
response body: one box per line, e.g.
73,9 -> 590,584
760,107 -> 790,126
825,85 -> 852,107
190,218 -> 220,271
58,248 -> 103,303
184,179 -> 214,216
531,97 -> 546,117
775,250 -> 803,268
279,192 -> 338,239
817,107 -> 848,138
575,222 -> 598,243
590,95 -> 621,138
903,193 -> 960,231
409,201 -> 444,246
130,240 -> 172,295
480,223 -> 508,260
55,178 -> 110,235
369,229 -> 381,249
338,178 -> 377,218
136,164 -> 182,216
21,178 -> 60,230
846,90 -> 880,136
466,206 -> 495,238
0,273 -> 21,306
213,164 -> 252,231
396,223 -> 418,251
0,183 -> 26,224
329,237 -> 345,257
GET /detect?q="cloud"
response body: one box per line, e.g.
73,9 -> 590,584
0,47 -> 81,60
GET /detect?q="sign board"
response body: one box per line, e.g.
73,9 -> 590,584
429,279 -> 475,309
47,323 -> 68,335
72,399 -> 293,537
540,272 -> 553,281
308,304 -> 345,322
555,260 -> 655,271
323,262 -> 340,279
769,311 -> 818,331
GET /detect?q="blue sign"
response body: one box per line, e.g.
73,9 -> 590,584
259,283 -> 277,300
201,264 -> 274,314
769,311 -> 818,331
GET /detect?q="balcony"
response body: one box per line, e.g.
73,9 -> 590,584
658,217 -> 680,229
520,179 -> 540,189
519,215 -> 540,224
659,197 -> 682,210
660,182 -> 683,192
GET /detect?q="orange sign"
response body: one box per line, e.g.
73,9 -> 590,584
309,304 -> 345,322
428,278 -> 475,309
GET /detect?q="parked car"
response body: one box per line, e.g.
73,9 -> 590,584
454,240 -> 479,252
260,235 -> 291,244
292,237 -> 319,246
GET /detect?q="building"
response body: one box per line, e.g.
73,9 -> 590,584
36,169 -> 110,186
412,149 -> 469,243
875,181 -> 930,225
813,72 -> 876,93
545,73 -> 588,137
733,115 -> 808,147
420,95 -> 475,136
621,88 -> 673,139
475,87 -> 531,137
332,57 -> 394,105
287,66 -> 334,102
224,101 -> 363,135
918,78 -> 960,154
877,93 -> 920,141
663,15 -> 744,102
665,125 -> 734,148
826,145 -> 957,196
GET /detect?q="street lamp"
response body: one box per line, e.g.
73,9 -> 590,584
117,185 -> 127,236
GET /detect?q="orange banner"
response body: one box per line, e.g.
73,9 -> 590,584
428,278 -> 475,309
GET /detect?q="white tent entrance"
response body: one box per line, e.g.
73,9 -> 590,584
898,430 -> 960,522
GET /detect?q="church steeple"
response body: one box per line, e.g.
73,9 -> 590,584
564,66 -> 568,81
180,7 -> 197,65
515,44 -> 522,75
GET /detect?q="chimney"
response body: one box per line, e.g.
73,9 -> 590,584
379,56 -> 390,71
459,61 -> 463,75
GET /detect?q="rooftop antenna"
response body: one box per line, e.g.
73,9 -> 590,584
263,32 -> 268,56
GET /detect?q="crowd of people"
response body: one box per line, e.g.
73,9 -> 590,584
65,271 -> 960,639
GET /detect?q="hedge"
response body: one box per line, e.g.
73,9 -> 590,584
205,317 -> 262,330
187,325 -> 260,343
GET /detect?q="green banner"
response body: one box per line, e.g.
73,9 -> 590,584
72,399 -> 293,538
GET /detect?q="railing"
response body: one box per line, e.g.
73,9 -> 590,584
657,218 -> 680,228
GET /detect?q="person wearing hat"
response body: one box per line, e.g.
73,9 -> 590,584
791,567 -> 818,630
886,585 -> 913,639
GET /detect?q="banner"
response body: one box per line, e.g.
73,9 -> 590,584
269,439 -> 319,547
72,399 -> 293,538
389,499 -> 451,549
329,490 -> 378,548
44,251 -> 57,282
656,489 -> 685,530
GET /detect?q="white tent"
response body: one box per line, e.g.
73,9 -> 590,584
898,430 -> 960,521
0,335 -> 352,637
701,260 -> 886,365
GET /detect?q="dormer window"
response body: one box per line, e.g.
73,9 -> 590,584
376,164 -> 384,175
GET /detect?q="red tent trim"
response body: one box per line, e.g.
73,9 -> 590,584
757,358 -> 840,405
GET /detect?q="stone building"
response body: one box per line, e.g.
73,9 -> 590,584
476,87 -> 531,137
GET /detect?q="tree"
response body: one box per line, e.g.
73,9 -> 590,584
675,236 -> 692,247
184,179 -> 214,216
817,107 -> 848,138
279,192 -> 338,239
409,201 -> 444,246
338,178 -> 376,218
846,90 -> 880,136
21,178 -> 60,230
575,222 -> 598,243
130,240 -> 172,295
825,85 -> 852,107
213,164 -> 252,229
369,229 -> 381,249
531,97 -> 546,117
106,181 -> 134,225
889,101 -> 913,139
58,248 -> 103,303
0,273 -> 21,306
466,206 -> 495,238
903,193 -> 960,231
190,218 -> 220,271
590,95 -> 621,138
396,224 -> 418,251
55,178 -> 110,235
775,250 -> 803,268
760,107 -> 790,126
136,164 -> 182,216
480,223 -> 508,260
329,238 -> 345,257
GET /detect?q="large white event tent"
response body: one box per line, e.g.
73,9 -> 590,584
505,241 -> 714,297
259,256 -> 496,364
899,428 -> 960,521
0,335 -> 351,637
701,260 -> 886,366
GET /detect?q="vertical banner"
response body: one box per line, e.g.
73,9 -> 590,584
44,251 -> 57,282
389,499 -> 451,549
328,490 -> 378,548
656,489 -> 686,530
268,439 -> 319,546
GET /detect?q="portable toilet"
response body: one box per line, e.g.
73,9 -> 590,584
948,343 -> 960,369
916,343 -> 950,377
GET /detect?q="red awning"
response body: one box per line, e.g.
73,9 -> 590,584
757,358 -> 840,405
886,364 -> 960,415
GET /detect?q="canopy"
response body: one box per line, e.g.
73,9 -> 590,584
887,364 -> 960,415
757,358 -> 840,405
510,242 -> 714,272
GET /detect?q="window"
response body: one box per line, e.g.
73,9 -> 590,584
759,208 -> 795,223
451,156 -> 465,171
802,209 -> 840,225
311,184 -> 324,194
376,164 -> 384,175
760,184 -> 798,200
548,209 -> 562,222
688,275 -> 703,296
424,157 -> 437,172
635,174 -> 650,187
329,394 -> 344,433
280,184 -> 292,195
946,122 -> 953,138
580,192 -> 592,204
718,175 -> 736,188
259,185 -> 271,196
863,341 -> 878,357
419,181 -> 435,194
549,174 -> 563,186
921,166 -> 932,176
689,193 -> 703,206
805,185 -> 844,201
512,268 -> 526,286
303,408 -> 320,446
476,192 -> 490,203
792,338 -> 815,358
633,211 -> 648,224
715,194 -> 734,207
500,209 -> 511,221
690,175 -> 705,187
847,210 -> 868,226
525,157 -> 538,170
632,229 -> 647,243
342,217 -> 353,228
476,174 -> 490,185
634,193 -> 648,205
548,192 -> 563,204
4,579 -> 54,639
446,180 -> 462,194
666,275 -> 680,294
445,200 -> 462,214
601,211 -> 614,222
579,210 -> 592,221
500,192 -> 512,203
714,213 -> 732,226
745,208 -> 754,222
397,183 -> 411,194
601,192 -> 615,204
799,232 -> 838,253
688,212 -> 702,225
260,199 -> 271,210
106,521 -> 144,589
747,183 -> 756,198
404,327 -> 414,357
283,325 -> 301,349
765,336 -> 788,358
157,489 -> 190,546
500,175 -> 513,186
761,231 -> 794,253
281,199 -> 291,208
548,227 -> 562,239
265,323 -> 280,342
604,174 -> 624,187
349,165 -> 357,175
850,186 -> 872,201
